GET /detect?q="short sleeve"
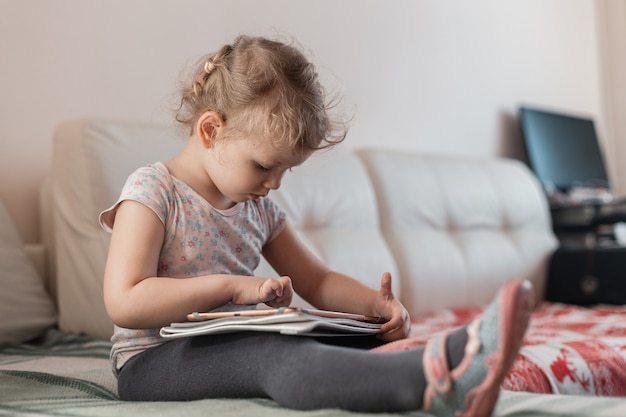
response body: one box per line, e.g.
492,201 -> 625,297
256,196 -> 287,244
99,164 -> 172,232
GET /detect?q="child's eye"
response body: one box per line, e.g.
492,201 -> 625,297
256,163 -> 271,172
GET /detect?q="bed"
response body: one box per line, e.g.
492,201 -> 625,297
3,308 -> 626,417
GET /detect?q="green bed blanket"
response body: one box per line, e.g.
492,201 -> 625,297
1,329 -> 625,417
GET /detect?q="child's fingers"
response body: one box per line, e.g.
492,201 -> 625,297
279,275 -> 293,291
379,272 -> 393,298
278,277 -> 294,305
379,311 -> 411,341
259,279 -> 280,301
265,277 -> 293,307
274,280 -> 283,297
260,276 -> 293,303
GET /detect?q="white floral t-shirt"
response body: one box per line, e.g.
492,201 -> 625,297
99,162 -> 286,372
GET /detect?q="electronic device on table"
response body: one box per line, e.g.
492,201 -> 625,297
518,105 -> 612,205
519,106 -> 626,246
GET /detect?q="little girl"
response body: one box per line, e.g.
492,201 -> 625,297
100,35 -> 533,416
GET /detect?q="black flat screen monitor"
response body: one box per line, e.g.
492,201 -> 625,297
519,106 -> 609,192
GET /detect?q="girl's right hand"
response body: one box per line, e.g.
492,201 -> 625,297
232,276 -> 294,307
260,276 -> 293,307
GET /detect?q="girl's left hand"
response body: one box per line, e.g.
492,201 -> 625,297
374,272 -> 411,342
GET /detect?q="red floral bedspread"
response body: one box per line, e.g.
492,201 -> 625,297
372,302 -> 626,396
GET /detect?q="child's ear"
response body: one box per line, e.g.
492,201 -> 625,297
196,111 -> 225,148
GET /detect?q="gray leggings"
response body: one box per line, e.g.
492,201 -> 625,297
117,332 -> 431,412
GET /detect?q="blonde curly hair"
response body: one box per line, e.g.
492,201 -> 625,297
176,35 -> 347,153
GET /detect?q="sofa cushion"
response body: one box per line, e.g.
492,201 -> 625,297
358,149 -> 558,317
0,199 -> 56,345
51,119 -> 184,339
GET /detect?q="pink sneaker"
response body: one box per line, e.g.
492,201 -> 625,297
422,279 -> 534,417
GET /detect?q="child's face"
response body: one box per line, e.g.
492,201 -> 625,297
205,133 -> 310,206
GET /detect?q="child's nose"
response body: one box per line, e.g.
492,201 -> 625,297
264,174 -> 283,190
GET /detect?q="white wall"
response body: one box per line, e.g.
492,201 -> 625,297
597,0 -> 626,197
0,0 -> 604,243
